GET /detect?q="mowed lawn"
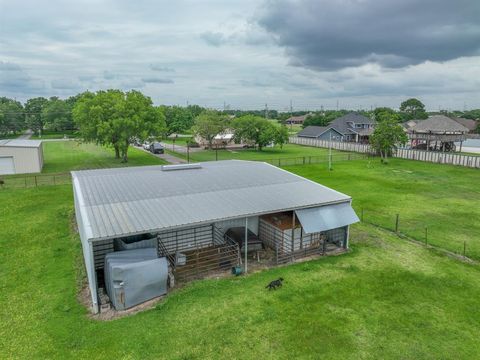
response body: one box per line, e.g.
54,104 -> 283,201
287,158 -> 480,260
42,141 -> 167,173
170,143 -> 350,163
1,185 -> 480,358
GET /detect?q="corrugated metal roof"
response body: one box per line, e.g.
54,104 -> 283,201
72,160 -> 351,241
295,202 -> 359,234
0,139 -> 42,148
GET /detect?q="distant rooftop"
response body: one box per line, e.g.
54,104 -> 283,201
72,160 -> 351,241
0,139 -> 42,148
411,115 -> 469,133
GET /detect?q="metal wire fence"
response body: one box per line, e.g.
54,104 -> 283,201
0,173 -> 71,189
359,207 -> 477,262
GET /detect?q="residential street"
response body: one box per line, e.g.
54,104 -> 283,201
135,145 -> 186,164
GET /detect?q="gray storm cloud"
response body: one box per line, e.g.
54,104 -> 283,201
256,0 -> 480,70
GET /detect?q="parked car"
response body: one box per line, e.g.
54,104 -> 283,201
149,142 -> 164,154
224,227 -> 263,253
131,137 -> 142,146
142,141 -> 151,150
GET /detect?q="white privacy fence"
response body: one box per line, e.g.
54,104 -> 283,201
289,136 -> 372,153
289,136 -> 480,169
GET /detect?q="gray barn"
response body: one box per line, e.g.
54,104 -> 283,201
72,160 -> 359,313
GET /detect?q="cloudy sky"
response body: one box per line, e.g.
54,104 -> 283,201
1,0 -> 479,110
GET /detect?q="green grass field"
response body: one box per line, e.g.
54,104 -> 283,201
286,158 -> 480,260
162,137 -> 194,146
1,143 -> 480,358
170,143 -> 350,163
42,141 -> 167,173
1,185 -> 480,359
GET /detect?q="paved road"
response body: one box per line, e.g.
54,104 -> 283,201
159,142 -> 203,154
135,146 -> 186,164
17,129 -> 33,139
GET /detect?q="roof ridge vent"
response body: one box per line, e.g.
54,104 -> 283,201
161,164 -> 202,171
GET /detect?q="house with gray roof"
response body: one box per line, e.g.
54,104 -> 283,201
452,117 -> 478,134
73,160 -> 359,313
408,115 -> 469,151
297,112 -> 375,143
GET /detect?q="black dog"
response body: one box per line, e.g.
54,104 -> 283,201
266,278 -> 284,290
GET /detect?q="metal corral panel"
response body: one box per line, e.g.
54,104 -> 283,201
72,160 -> 351,242
295,202 -> 359,234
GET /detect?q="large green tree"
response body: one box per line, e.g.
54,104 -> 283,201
160,105 -> 205,134
192,110 -> 227,149
302,110 -> 348,128
73,90 -> 166,162
232,115 -> 287,151
42,97 -> 75,131
370,111 -> 408,163
0,97 -> 24,135
373,107 -> 399,122
274,125 -> 290,149
399,98 -> 428,120
25,97 -> 49,133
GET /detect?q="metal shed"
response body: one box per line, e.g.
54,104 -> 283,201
72,160 -> 359,313
0,139 -> 43,175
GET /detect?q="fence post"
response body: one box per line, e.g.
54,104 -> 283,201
34,176 -> 38,187
25,177 -> 27,188
395,214 -> 399,233
303,156 -> 305,165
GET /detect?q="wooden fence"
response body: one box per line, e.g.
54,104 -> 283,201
289,136 -> 480,169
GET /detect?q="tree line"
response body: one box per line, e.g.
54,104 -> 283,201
0,96 -> 78,136
301,98 -> 431,128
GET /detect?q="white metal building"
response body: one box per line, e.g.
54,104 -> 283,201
0,139 -> 44,175
72,160 -> 359,313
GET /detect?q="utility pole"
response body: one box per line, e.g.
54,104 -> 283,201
336,100 -> 339,111
329,132 -> 332,171
223,101 -> 226,112
289,100 -> 293,129
264,103 -> 268,119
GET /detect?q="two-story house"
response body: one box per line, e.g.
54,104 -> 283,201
297,112 -> 376,143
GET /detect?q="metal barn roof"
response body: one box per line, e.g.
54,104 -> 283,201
0,139 -> 42,148
72,160 -> 351,242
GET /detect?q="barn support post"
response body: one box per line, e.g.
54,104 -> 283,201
345,226 -> 350,249
244,217 -> 248,273
291,211 -> 296,261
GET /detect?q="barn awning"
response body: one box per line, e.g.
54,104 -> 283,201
295,202 -> 359,234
